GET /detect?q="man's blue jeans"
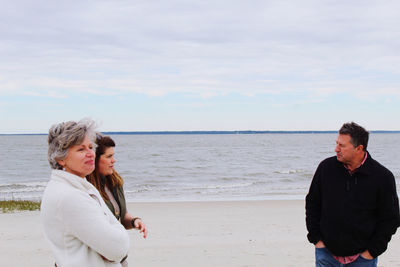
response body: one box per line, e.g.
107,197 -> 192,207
315,247 -> 377,267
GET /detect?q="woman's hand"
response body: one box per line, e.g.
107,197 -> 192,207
133,218 -> 148,239
123,213 -> 148,238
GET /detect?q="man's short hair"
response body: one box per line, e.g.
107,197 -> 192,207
339,122 -> 369,151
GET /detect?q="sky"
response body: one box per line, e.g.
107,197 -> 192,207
1,0 -> 400,133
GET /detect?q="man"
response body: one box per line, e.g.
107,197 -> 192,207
306,122 -> 400,267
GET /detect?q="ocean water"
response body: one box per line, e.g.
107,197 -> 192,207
0,133 -> 399,202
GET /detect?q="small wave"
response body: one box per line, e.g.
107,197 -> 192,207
133,180 -> 168,185
279,178 -> 294,183
274,169 -> 304,174
0,182 -> 46,201
244,172 -> 267,177
125,188 -> 151,193
0,182 -> 47,193
220,177 -> 247,181
188,182 -> 254,190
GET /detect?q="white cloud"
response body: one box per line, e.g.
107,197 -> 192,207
1,0 -> 400,132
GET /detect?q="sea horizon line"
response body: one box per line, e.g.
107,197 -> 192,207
1,130 -> 400,136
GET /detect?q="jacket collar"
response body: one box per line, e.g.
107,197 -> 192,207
335,151 -> 373,176
355,151 -> 373,175
51,169 -> 100,196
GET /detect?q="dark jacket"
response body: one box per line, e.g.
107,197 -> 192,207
306,152 -> 400,258
104,185 -> 127,225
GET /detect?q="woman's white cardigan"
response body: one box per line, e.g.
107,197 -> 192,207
41,170 -> 130,267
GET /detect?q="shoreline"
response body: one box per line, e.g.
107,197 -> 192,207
1,200 -> 399,266
125,198 -> 306,204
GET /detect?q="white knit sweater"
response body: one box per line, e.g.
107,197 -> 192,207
41,170 -> 130,267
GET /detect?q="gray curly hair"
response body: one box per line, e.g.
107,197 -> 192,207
48,118 -> 97,169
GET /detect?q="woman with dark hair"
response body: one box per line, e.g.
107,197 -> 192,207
87,134 -> 147,265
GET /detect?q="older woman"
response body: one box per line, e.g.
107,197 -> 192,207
87,134 -> 147,239
41,119 -> 129,267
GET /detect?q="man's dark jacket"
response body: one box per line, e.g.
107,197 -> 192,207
306,152 -> 400,258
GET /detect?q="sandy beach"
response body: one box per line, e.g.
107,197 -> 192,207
1,200 -> 399,267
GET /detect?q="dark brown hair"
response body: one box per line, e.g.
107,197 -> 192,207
339,122 -> 369,151
87,134 -> 123,200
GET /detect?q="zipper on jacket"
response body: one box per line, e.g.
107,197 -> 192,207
346,180 -> 350,191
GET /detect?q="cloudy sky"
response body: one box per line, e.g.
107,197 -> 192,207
1,0 -> 400,133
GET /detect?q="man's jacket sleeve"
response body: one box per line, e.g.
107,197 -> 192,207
305,162 -> 323,244
367,170 -> 400,258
